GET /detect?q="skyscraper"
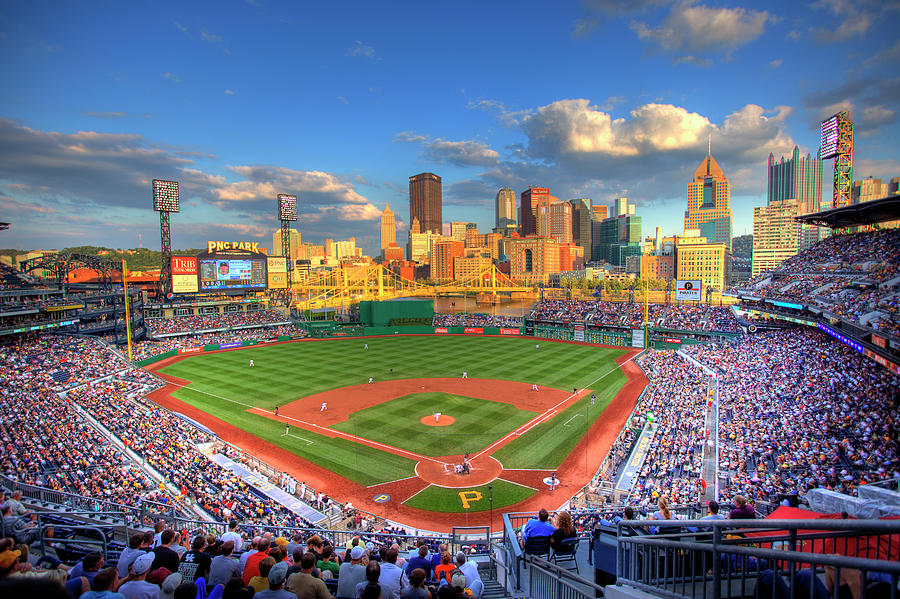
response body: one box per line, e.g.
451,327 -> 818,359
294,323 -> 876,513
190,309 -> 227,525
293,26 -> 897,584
496,188 -> 517,230
536,202 -> 573,243
570,199 -> 592,260
520,186 -> 554,236
409,172 -> 442,234
685,151 -> 732,251
380,204 -> 395,255
752,198 -> 802,277
272,228 -> 301,261
768,146 -> 824,249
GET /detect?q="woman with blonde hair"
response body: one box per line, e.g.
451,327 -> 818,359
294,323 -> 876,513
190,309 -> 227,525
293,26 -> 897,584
550,511 -> 577,548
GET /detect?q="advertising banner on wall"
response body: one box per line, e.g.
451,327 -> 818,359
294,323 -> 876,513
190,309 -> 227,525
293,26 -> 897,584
171,257 -> 199,293
267,256 -> 287,289
631,328 -> 645,348
675,279 -> 702,301
574,324 -> 585,342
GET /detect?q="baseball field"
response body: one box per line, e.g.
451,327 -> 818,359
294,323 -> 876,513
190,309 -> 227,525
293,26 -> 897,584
148,334 -> 645,530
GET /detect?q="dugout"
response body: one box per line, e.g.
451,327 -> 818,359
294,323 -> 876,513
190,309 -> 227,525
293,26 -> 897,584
358,299 -> 434,327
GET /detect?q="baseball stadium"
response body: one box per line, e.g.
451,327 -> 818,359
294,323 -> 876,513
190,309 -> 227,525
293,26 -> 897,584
2,194 -> 899,598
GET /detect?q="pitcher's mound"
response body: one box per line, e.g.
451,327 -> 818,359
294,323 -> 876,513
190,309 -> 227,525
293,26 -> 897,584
420,415 -> 455,427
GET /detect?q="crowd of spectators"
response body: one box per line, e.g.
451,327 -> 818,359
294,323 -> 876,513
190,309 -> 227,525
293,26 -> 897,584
732,229 -> 900,336
629,351 -> 709,505
131,325 -> 304,361
147,310 -> 291,336
531,299 -> 741,332
432,312 -> 522,328
0,335 -> 159,507
682,329 -> 899,503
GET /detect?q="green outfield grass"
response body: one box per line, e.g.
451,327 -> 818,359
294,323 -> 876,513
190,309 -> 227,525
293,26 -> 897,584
158,335 -> 629,497
403,479 -> 535,513
331,392 -> 536,457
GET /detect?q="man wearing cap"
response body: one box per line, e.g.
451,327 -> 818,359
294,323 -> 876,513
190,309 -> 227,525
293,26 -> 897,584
336,545 -> 368,598
285,552 -> 331,599
449,569 -> 474,597
157,572 -> 183,599
118,553 -> 159,599
255,561 -> 295,599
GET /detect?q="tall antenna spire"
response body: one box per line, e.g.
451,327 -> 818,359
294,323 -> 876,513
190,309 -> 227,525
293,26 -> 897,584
708,134 -> 711,156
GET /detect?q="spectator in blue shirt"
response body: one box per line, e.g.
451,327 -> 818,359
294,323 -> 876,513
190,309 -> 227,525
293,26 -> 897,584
519,509 -> 556,546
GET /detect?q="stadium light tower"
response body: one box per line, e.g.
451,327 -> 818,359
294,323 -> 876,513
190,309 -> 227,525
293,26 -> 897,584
153,179 -> 180,297
820,111 -> 854,209
278,193 -> 298,306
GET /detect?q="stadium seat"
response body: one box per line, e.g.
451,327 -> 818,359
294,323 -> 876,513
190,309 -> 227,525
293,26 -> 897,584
550,537 -> 579,571
522,535 -> 551,565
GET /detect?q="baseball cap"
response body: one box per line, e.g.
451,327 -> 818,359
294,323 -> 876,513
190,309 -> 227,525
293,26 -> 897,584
365,541 -> 375,552
451,571 -> 467,589
269,561 -> 289,586
351,545 -> 365,560
159,573 -> 184,599
147,567 -> 172,586
131,553 -> 155,575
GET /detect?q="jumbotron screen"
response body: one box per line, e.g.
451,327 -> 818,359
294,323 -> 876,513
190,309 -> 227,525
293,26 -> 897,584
198,258 -> 267,290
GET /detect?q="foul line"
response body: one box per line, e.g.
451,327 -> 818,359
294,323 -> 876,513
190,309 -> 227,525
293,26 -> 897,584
283,432 -> 315,445
498,478 -> 540,491
367,475 -> 420,489
472,389 -> 584,460
169,382 -> 256,409
563,414 -> 583,426
250,407 -> 446,466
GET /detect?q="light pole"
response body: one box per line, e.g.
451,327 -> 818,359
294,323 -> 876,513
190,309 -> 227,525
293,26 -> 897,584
488,485 -> 493,542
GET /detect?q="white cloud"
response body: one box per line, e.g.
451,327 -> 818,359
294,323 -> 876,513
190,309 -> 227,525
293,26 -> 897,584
337,95 -> 348,104
347,40 -> 377,59
200,30 -> 222,43
224,89 -> 235,95
631,1 -> 773,60
395,132 -> 499,167
573,0 -> 668,36
811,0 -> 872,42
162,72 -> 180,83
769,58 -> 783,68
173,21 -> 189,35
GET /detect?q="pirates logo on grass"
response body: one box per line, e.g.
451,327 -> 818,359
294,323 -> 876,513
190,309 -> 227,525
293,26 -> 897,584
458,490 -> 482,509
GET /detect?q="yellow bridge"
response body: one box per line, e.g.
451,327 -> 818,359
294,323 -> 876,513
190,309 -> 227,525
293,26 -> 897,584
290,263 -> 535,310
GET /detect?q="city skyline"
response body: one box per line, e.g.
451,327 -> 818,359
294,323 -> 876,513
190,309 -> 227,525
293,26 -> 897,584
1,1 -> 898,255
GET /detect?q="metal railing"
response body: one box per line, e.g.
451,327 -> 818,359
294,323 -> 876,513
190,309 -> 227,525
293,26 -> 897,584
615,518 -> 900,599
526,554 -> 604,599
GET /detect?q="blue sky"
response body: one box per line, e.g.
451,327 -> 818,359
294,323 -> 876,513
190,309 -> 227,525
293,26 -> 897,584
1,0 -> 898,255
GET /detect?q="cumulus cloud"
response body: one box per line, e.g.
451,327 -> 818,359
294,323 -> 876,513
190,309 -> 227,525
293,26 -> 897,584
395,132 -> 499,167
804,77 -> 899,136
0,119 -> 384,253
631,1 -> 773,61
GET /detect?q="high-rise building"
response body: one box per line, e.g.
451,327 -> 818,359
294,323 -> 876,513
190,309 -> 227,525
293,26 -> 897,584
752,198 -> 802,277
851,177 -> 889,204
496,188 -> 517,230
509,236 -> 559,285
409,172 -> 442,234
453,255 -> 492,281
675,232 -> 730,292
520,186 -> 555,236
432,240 -> 465,281
450,222 -> 476,243
407,230 -> 441,263
380,204 -> 395,255
592,204 -> 608,221
570,199 -> 592,261
596,198 -> 642,266
685,152 -> 732,250
536,202 -> 573,243
768,146 -> 824,249
272,228 -> 301,261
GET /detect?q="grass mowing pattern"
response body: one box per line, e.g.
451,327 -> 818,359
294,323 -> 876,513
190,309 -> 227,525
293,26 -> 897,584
403,479 -> 535,513
331,392 -> 536,457
492,366 -> 626,469
159,336 -> 628,486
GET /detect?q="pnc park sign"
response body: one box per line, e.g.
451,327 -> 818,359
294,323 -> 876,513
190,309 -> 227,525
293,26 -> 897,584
207,241 -> 265,254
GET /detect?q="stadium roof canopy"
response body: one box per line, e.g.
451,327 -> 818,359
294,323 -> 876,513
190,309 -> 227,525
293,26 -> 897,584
796,194 -> 900,229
